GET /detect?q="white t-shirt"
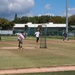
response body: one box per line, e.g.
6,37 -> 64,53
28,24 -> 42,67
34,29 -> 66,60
35,31 -> 40,37
18,33 -> 24,40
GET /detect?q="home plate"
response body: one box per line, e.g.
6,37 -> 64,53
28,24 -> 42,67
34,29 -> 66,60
1,47 -> 35,50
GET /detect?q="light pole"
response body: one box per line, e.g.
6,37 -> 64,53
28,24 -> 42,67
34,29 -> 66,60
66,0 -> 69,40
0,26 -> 2,40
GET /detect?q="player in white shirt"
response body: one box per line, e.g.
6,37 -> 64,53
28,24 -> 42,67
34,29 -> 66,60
18,32 -> 24,48
34,30 -> 40,42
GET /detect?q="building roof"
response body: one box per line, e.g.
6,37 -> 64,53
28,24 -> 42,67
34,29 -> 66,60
14,22 -> 66,28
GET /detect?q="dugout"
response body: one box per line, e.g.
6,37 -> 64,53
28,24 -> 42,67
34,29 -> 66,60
47,27 -> 66,36
13,22 -> 66,36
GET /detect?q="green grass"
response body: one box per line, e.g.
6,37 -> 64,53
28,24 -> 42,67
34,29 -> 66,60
5,71 -> 75,75
47,36 -> 75,40
1,36 -> 17,41
0,36 -> 75,70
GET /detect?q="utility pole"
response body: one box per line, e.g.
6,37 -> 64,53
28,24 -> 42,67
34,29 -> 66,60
66,0 -> 69,40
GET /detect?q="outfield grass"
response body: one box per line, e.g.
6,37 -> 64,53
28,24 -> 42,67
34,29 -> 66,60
6,71 -> 75,75
0,36 -> 75,70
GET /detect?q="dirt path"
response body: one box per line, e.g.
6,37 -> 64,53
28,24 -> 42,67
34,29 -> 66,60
0,47 -> 35,50
0,66 -> 75,75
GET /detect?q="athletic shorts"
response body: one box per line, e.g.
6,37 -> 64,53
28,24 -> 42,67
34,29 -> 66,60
18,39 -> 23,44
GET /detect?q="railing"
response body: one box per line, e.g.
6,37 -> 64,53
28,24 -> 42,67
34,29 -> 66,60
0,30 -> 13,35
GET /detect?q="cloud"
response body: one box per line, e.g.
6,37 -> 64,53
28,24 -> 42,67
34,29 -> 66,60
61,7 -> 75,17
45,4 -> 51,10
0,0 -> 34,20
38,13 -> 54,16
68,7 -> 75,16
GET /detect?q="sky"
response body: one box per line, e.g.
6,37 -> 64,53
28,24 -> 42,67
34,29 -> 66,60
0,0 -> 75,20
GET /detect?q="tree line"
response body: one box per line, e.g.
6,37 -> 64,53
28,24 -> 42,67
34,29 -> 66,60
0,14 -> 75,30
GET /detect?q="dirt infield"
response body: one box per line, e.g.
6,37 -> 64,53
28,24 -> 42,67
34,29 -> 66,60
0,66 -> 75,74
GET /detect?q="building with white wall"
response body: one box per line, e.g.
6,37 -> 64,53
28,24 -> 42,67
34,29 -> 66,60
13,22 -> 66,36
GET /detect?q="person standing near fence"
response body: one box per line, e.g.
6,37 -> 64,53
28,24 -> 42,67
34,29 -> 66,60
34,30 -> 40,42
18,32 -> 24,48
63,31 -> 67,41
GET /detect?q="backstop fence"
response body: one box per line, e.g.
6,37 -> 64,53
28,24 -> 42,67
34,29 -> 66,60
40,24 -> 47,48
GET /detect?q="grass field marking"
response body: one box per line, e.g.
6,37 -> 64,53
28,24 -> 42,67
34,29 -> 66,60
0,66 -> 75,74
0,47 -> 35,50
